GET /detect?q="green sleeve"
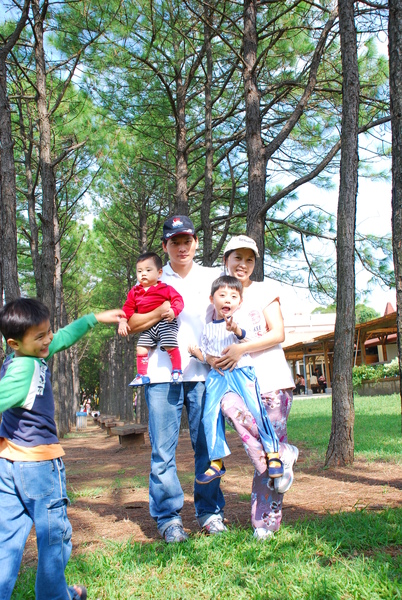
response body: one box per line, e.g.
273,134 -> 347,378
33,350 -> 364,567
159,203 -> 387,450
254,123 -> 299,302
47,313 -> 98,359
0,357 -> 36,412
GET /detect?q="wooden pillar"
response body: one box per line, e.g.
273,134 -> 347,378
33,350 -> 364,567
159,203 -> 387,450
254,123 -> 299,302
323,342 -> 331,387
379,335 -> 388,362
360,332 -> 367,365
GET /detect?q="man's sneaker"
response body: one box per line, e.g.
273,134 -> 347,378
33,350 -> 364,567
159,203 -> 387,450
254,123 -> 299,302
129,374 -> 151,387
274,444 -> 299,494
202,515 -> 228,535
171,369 -> 183,384
163,524 -> 189,543
253,528 -> 274,541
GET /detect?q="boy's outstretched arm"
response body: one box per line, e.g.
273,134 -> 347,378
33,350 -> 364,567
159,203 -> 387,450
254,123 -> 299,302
48,310 -> 126,358
95,309 -> 127,324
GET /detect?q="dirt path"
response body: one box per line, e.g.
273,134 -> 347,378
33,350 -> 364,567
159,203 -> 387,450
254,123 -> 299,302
22,417 -> 402,563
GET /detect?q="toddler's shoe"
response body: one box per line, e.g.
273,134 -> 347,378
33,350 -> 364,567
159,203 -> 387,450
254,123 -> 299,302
267,455 -> 284,478
274,444 -> 299,494
129,374 -> 150,387
171,369 -> 183,384
196,463 -> 226,484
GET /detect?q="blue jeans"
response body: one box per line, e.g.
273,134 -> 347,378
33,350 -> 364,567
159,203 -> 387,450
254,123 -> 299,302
0,457 -> 81,600
145,381 -> 225,535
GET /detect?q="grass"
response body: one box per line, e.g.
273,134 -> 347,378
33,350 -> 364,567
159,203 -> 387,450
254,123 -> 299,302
12,509 -> 402,599
11,394 -> 402,599
289,393 -> 402,463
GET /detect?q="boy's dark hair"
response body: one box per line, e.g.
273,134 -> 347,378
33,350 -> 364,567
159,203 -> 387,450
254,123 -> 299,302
0,297 -> 50,341
211,275 -> 243,298
136,252 -> 163,270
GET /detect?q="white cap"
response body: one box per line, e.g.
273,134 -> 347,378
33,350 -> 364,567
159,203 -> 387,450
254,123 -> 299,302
223,235 -> 260,258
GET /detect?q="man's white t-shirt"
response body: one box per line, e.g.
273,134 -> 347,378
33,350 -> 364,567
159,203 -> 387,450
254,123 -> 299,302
146,262 -> 221,383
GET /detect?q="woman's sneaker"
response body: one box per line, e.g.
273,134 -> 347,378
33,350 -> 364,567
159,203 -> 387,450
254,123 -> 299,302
274,444 -> 299,494
253,528 -> 274,541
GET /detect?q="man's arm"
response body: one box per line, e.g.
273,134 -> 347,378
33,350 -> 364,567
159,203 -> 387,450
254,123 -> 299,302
127,301 -> 171,334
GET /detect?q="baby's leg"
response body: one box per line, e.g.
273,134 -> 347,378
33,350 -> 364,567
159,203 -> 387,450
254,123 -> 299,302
136,345 -> 150,375
159,319 -> 181,373
164,347 -> 181,372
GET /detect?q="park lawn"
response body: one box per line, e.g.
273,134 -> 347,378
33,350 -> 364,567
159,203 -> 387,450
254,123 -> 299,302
12,394 -> 402,600
288,393 -> 402,464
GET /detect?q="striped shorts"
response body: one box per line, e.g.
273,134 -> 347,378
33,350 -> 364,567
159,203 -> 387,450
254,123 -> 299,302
137,318 -> 179,349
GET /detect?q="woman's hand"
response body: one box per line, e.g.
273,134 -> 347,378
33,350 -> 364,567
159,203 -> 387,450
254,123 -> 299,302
206,355 -> 225,376
215,343 -> 245,372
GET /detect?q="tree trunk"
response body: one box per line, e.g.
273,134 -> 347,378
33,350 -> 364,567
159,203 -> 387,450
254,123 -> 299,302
16,96 -> 41,291
32,0 -> 56,317
175,78 -> 189,215
0,18 -> 32,302
202,3 -> 214,266
53,217 -> 73,437
326,0 -> 359,466
139,197 -> 148,254
243,0 -> 266,280
389,0 -> 402,432
99,335 -> 135,421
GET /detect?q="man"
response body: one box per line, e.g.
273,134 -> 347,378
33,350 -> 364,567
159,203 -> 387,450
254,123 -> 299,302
128,215 -> 225,542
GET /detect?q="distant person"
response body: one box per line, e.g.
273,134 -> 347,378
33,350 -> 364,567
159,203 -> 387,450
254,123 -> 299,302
0,297 -> 124,600
118,252 -> 184,386
310,372 -> 318,393
317,371 -> 326,392
294,374 -> 305,395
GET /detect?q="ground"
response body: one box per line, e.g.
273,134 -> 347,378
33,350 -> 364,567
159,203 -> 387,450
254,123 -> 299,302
23,417 -> 402,564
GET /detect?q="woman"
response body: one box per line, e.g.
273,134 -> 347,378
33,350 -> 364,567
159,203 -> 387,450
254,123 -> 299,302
215,234 -> 297,540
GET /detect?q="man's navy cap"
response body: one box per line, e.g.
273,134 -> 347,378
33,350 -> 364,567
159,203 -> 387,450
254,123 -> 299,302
163,215 -> 196,240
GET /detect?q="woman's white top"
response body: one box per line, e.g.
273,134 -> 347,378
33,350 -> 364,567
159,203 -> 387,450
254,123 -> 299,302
236,280 -> 295,393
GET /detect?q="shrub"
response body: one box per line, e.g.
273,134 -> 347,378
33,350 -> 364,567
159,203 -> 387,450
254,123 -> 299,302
352,358 -> 399,389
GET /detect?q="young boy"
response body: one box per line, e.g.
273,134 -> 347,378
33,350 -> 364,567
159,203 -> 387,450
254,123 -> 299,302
118,251 -> 184,386
189,276 -> 290,487
0,297 -> 125,600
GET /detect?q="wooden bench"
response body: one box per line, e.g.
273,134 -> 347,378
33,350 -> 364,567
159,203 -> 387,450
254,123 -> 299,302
105,420 -> 125,435
110,424 -> 148,448
98,415 -> 117,429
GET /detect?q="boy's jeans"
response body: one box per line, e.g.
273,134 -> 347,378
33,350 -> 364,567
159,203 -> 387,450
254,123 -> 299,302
145,381 -> 225,535
0,457 -> 79,600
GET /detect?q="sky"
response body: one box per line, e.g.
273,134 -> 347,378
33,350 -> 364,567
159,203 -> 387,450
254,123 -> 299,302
278,175 -> 395,319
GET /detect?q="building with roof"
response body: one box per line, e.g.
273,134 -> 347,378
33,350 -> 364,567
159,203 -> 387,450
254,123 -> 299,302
283,305 -> 398,393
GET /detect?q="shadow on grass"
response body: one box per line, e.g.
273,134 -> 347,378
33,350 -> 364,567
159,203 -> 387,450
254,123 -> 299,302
12,508 -> 402,600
